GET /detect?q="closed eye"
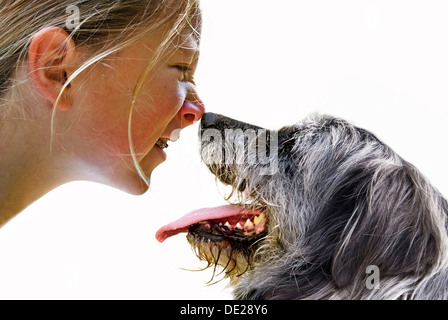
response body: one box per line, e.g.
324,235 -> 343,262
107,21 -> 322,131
172,64 -> 195,84
173,64 -> 192,81
174,65 -> 192,72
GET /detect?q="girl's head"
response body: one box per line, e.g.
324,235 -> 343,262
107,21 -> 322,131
0,0 -> 205,194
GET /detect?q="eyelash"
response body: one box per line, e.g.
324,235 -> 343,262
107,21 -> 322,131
174,65 -> 193,82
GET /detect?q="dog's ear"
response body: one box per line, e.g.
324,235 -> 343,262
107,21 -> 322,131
331,162 -> 446,290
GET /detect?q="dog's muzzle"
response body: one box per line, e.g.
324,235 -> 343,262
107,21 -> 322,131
200,112 -> 263,134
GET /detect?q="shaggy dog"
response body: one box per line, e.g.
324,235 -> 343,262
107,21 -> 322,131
156,112 -> 448,300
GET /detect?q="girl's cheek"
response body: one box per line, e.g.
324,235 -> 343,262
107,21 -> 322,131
143,81 -> 184,123
127,91 -> 181,151
85,63 -> 184,157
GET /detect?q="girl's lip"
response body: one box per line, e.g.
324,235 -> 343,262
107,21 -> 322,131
153,142 -> 167,161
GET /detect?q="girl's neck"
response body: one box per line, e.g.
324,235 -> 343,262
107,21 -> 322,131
0,106 -> 72,226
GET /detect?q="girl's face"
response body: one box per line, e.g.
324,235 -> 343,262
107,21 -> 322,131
64,28 -> 205,194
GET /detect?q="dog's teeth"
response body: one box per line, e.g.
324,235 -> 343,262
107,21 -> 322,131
244,219 -> 254,229
254,214 -> 263,226
224,221 -> 231,228
235,222 -> 243,229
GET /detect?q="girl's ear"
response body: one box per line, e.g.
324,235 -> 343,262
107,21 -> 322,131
28,27 -> 76,111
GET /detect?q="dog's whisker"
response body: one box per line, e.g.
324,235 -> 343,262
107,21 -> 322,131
207,244 -> 222,284
179,266 -> 210,272
205,275 -> 227,287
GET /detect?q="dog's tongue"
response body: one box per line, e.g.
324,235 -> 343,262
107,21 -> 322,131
155,205 -> 261,243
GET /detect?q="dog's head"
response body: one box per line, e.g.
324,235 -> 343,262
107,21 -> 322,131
157,112 -> 448,299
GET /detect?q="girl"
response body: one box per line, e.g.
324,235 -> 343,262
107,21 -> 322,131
0,0 -> 205,226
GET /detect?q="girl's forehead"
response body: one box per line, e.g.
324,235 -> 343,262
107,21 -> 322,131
165,28 -> 200,59
122,18 -> 201,61
172,13 -> 202,52
132,27 -> 199,58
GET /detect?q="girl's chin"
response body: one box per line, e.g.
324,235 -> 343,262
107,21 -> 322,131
119,146 -> 167,195
87,146 -> 167,195
140,145 -> 167,175
152,144 -> 167,162
104,170 -> 151,195
124,181 -> 151,195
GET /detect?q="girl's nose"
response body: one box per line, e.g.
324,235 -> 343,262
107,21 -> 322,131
179,97 -> 205,128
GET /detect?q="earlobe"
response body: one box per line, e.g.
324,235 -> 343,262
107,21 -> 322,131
28,27 -> 76,111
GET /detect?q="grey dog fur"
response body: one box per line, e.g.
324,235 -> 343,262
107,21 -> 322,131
196,112 -> 448,300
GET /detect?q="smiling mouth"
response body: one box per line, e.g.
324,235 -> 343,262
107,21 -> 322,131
155,138 -> 169,149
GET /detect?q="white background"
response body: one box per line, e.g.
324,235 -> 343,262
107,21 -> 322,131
0,0 -> 447,299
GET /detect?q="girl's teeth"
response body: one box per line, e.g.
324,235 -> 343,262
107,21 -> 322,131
156,138 -> 169,149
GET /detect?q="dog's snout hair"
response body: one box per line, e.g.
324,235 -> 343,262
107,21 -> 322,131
200,112 -> 277,186
197,112 -> 448,300
200,113 -> 263,132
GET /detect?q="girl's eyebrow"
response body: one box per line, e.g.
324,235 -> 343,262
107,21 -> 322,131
173,42 -> 199,55
171,46 -> 200,63
172,33 -> 200,54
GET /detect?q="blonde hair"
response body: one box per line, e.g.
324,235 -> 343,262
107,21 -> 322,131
0,0 -> 201,186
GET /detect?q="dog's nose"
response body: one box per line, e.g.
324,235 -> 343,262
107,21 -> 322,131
200,112 -> 263,132
200,112 -> 220,129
